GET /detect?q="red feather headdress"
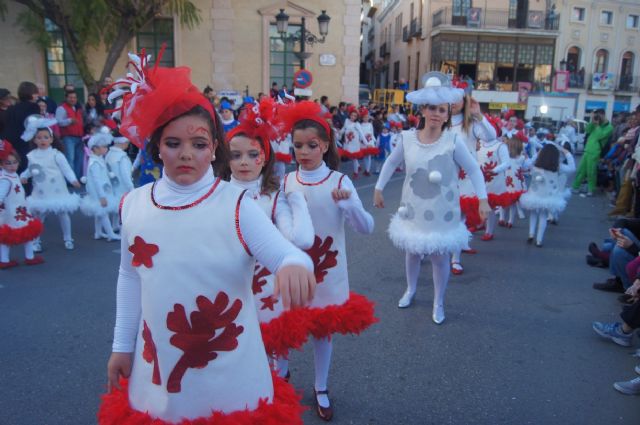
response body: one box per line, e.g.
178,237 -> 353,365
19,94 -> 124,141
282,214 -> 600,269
484,113 -> 502,138
515,129 -> 529,143
0,139 -> 14,161
276,101 -> 331,139
105,46 -> 216,148
226,97 -> 279,161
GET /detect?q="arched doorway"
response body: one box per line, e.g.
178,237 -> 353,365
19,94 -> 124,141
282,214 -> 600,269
567,46 -> 582,87
619,51 -> 635,90
594,48 -> 609,74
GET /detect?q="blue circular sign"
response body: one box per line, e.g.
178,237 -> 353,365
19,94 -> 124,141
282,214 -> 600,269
293,69 -> 313,89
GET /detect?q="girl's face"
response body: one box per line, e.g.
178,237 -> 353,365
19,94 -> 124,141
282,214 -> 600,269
451,100 -> 464,115
158,114 -> 216,186
349,111 -> 358,122
361,114 -> 370,122
34,129 -> 53,149
2,154 -> 19,174
88,95 -> 96,108
92,145 -> 108,156
228,135 -> 265,182
422,104 -> 449,130
37,101 -> 47,115
292,127 -> 328,171
221,109 -> 234,120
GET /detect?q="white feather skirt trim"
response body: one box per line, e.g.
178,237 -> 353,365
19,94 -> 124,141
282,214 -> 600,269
79,195 -> 118,216
519,192 -> 567,213
388,214 -> 470,255
27,193 -> 80,214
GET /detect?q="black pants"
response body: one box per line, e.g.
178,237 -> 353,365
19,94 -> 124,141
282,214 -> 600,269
621,299 -> 640,329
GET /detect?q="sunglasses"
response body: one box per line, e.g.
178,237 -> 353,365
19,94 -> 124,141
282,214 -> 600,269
426,105 -> 449,114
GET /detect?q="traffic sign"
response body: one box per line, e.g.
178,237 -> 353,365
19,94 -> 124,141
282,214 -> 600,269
293,69 -> 313,89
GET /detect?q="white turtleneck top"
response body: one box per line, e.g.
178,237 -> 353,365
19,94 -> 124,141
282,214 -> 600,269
294,162 -> 374,234
112,167 -> 313,352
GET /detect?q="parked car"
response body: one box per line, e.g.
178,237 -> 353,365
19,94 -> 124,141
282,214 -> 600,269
359,84 -> 371,106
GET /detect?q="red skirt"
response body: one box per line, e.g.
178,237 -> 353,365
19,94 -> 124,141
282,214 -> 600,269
488,191 -> 524,209
260,307 -> 311,359
306,291 -> 378,340
98,372 -> 305,425
338,148 -> 364,160
361,146 -> 380,156
0,219 -> 43,245
459,196 -> 482,229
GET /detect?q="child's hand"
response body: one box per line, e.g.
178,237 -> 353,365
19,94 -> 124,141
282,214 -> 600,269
107,352 -> 132,392
273,265 -> 316,310
331,188 -> 351,202
100,197 -> 108,207
72,181 -> 81,188
20,178 -> 28,185
373,189 -> 385,208
478,198 -> 491,221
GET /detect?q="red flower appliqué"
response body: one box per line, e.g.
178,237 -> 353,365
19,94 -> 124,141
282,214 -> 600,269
366,134 -> 373,142
516,167 -> 525,183
129,236 -> 159,268
346,132 -> 355,142
142,321 -> 161,385
305,235 -> 338,284
14,184 -> 20,194
260,295 -> 277,311
505,175 -> 514,188
487,151 -> 494,158
481,162 -> 498,183
252,263 -> 271,295
458,168 -> 467,180
166,292 -> 244,393
14,206 -> 32,222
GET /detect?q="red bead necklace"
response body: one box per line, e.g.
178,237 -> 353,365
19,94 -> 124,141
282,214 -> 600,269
295,169 -> 334,186
151,177 -> 221,210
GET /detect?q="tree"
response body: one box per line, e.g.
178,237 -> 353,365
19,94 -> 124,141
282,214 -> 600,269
0,0 -> 201,92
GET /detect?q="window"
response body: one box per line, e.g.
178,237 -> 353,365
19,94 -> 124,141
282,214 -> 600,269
269,24 -> 301,89
415,51 -> 420,90
600,11 -> 613,26
594,49 -> 609,73
497,44 -> 516,64
137,18 -> 175,67
627,15 -> 639,29
453,0 -> 471,25
572,7 -> 586,22
478,42 -> 497,62
395,14 -> 403,42
44,19 -> 84,103
441,41 -> 458,61
459,42 -> 477,63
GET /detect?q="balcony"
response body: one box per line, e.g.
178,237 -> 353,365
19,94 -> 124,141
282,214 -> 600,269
410,18 -> 422,38
617,75 -> 640,92
379,42 -> 389,58
402,26 -> 409,42
432,7 -> 559,33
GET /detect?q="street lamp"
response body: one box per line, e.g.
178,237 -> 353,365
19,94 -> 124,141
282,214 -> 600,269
559,59 -> 567,71
275,8 -> 331,68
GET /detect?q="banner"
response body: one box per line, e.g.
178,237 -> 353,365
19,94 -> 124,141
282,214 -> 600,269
592,73 -> 614,90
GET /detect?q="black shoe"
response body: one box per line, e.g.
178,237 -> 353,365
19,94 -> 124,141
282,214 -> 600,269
618,294 -> 634,304
588,242 -> 600,257
593,278 -> 625,293
527,237 -> 534,244
586,254 -> 606,268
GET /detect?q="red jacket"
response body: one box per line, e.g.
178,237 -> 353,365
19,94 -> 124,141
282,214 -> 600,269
59,102 -> 84,137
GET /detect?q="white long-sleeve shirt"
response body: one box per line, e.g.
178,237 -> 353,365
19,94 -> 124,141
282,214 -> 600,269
451,114 -> 497,142
296,162 -> 375,235
375,132 -> 488,200
112,169 -> 313,352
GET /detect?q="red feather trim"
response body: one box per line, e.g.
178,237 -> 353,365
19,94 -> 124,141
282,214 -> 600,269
0,219 -> 43,245
276,101 -> 331,140
0,140 -> 15,161
226,98 -> 279,161
275,153 -> 293,163
338,148 -> 364,160
459,196 -> 482,228
98,371 -> 305,425
488,191 -> 524,209
260,308 -> 311,358
362,147 -> 380,156
306,291 -> 378,340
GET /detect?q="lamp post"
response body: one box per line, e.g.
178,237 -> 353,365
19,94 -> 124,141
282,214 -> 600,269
275,8 -> 331,69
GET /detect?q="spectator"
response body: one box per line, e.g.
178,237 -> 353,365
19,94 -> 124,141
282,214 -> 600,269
335,102 -> 348,129
84,93 -> 105,125
372,110 -> 384,138
203,85 -> 216,105
320,95 -> 330,114
572,109 -> 613,196
2,82 -> 40,173
36,97 -> 60,138
0,88 -> 11,135
56,90 -> 85,179
593,219 -> 640,292
388,104 -> 407,125
36,83 -> 57,114
270,81 -> 279,99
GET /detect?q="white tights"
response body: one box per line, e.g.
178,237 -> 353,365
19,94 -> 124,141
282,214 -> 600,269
405,252 -> 450,308
94,214 -> 118,239
528,209 -> 549,244
451,215 -> 471,265
36,212 -> 72,242
1,241 -> 34,262
313,336 -> 332,407
352,159 -> 360,174
486,209 -> 498,235
363,155 -> 372,173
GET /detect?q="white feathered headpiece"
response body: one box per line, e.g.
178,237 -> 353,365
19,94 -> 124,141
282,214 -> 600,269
406,72 -> 464,106
21,114 -> 58,142
88,126 -> 114,149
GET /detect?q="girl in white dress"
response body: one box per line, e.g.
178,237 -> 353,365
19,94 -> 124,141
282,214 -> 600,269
105,134 -> 134,231
20,115 -> 80,251
338,107 -> 365,178
226,98 -> 314,380
374,72 -> 490,324
359,108 -> 378,176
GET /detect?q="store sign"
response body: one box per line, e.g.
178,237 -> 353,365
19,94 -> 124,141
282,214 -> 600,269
592,73 -> 614,90
488,102 -> 526,111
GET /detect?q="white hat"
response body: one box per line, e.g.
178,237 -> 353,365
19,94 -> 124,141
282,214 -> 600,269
88,126 -> 114,149
21,114 -> 58,142
406,72 -> 464,106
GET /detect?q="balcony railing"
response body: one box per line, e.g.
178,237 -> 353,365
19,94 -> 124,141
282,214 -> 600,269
410,18 -> 422,37
432,7 -> 559,31
618,75 -> 640,92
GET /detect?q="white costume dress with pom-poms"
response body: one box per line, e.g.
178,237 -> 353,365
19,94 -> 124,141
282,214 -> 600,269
106,146 -> 134,201
519,167 -> 567,213
387,130 -> 471,255
80,154 -> 119,216
21,147 -> 80,214
0,170 -> 43,245
229,176 -> 314,358
283,164 -> 377,339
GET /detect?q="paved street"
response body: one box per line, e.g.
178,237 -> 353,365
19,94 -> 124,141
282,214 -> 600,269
1,167 -> 639,425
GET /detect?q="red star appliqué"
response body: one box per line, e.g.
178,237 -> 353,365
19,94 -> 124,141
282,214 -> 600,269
14,185 -> 21,193
487,151 -> 494,158
260,295 -> 277,311
129,236 -> 159,268
458,168 -> 467,180
14,206 -> 32,222
506,176 -> 514,188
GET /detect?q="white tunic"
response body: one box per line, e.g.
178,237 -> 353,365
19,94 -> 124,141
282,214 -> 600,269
520,167 -> 567,213
21,147 -> 79,214
477,139 -> 510,196
339,119 -> 364,157
106,146 -> 134,200
360,122 -> 376,149
0,171 -> 42,245
80,154 -> 118,216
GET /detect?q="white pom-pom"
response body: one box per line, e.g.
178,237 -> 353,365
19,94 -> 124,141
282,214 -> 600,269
99,126 -> 111,135
428,171 -> 442,183
424,77 -> 442,88
398,206 -> 408,218
108,172 -> 116,179
31,169 -> 40,176
535,175 -> 544,183
80,176 -> 87,184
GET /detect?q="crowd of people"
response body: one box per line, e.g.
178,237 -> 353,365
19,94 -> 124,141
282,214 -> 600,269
0,48 -> 637,424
